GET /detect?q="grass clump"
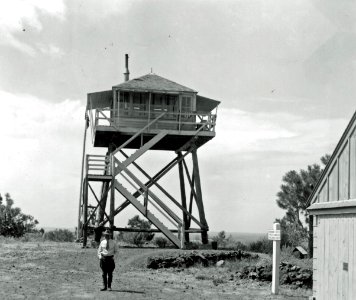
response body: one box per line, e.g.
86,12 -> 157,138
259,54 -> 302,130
43,229 -> 74,242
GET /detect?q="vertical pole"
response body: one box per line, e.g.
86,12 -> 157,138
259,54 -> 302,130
109,154 -> 115,231
272,223 -> 281,295
83,178 -> 88,247
308,215 -> 313,258
180,221 -> 186,249
77,116 -> 88,240
192,149 -> 208,244
187,169 -> 195,229
178,152 -> 189,243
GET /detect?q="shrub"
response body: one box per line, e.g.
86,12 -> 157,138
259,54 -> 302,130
211,231 -> 231,248
154,236 -> 169,248
44,229 -> 74,242
117,215 -> 155,247
0,193 -> 39,237
247,237 -> 272,254
185,241 -> 200,250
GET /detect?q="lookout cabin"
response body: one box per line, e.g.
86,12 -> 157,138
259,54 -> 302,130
307,110 -> 356,300
87,72 -> 219,151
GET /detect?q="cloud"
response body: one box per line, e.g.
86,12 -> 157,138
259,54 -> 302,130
0,90 -> 84,226
210,108 -> 348,158
0,0 -> 65,55
37,43 -> 65,57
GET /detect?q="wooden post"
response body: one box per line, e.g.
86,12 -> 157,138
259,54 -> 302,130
181,222 -> 186,249
77,116 -> 88,240
308,215 -> 313,258
178,152 -> 189,243
192,149 -> 209,244
83,178 -> 88,247
271,223 -> 281,295
109,154 -> 115,230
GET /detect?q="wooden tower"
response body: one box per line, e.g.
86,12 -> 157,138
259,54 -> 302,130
77,55 -> 220,248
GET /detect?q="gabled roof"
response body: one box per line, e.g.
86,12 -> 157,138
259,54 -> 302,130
113,74 -> 197,93
307,110 -> 356,206
293,246 -> 307,255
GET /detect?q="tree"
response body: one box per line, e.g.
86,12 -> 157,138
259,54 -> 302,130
118,215 -> 155,247
212,231 -> 231,248
0,193 -> 39,237
276,155 -> 330,246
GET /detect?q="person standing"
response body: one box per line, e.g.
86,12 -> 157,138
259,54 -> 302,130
97,229 -> 117,291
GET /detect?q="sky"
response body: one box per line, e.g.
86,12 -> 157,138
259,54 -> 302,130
0,0 -> 355,234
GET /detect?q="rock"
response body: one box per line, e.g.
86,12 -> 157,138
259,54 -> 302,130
294,281 -> 303,287
280,273 -> 290,284
216,260 -> 225,267
259,269 -> 272,281
290,265 -> 297,271
248,272 -> 258,280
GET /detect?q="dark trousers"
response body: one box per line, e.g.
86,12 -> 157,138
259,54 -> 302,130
100,256 -> 115,288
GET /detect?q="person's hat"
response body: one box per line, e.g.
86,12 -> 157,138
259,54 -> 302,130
103,229 -> 111,236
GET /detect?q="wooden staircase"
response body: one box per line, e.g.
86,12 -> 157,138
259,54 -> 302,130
112,129 -> 184,248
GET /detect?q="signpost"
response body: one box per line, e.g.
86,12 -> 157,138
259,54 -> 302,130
268,223 -> 281,295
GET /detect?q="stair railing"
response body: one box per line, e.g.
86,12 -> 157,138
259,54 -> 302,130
111,111 -> 167,156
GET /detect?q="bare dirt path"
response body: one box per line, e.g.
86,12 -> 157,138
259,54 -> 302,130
0,242 -> 311,299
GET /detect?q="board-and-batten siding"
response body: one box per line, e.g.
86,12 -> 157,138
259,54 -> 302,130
314,126 -> 356,204
313,214 -> 356,300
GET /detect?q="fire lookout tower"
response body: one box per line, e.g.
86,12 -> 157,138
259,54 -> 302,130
78,55 -> 220,249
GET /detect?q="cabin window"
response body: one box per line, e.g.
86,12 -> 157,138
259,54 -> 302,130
132,92 -> 148,117
150,94 -> 178,119
166,95 -> 178,119
181,96 -> 192,112
181,95 -> 192,119
152,94 -> 164,114
119,92 -> 130,116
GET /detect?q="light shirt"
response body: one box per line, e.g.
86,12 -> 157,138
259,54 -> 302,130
97,239 -> 118,259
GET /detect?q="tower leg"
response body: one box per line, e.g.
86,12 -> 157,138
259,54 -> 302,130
192,149 -> 209,244
83,178 -> 88,247
77,116 -> 88,240
178,152 -> 189,244
109,154 -> 115,232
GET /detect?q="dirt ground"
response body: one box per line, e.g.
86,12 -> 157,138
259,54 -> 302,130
0,241 -> 312,300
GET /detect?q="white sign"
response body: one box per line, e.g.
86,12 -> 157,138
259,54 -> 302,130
268,230 -> 281,241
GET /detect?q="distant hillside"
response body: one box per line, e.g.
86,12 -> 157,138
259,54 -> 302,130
192,232 -> 265,244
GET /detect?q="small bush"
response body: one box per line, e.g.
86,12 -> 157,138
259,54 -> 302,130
186,241 -> 200,250
154,237 -> 168,248
44,229 -> 74,242
247,237 -> 272,254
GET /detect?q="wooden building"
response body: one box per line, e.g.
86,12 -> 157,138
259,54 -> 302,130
307,111 -> 356,300
78,55 -> 220,249
292,246 -> 307,259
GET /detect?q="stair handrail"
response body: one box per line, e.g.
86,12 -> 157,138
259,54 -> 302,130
111,111 -> 167,156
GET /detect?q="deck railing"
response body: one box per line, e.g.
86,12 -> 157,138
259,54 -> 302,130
86,154 -> 111,176
91,108 -> 217,135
